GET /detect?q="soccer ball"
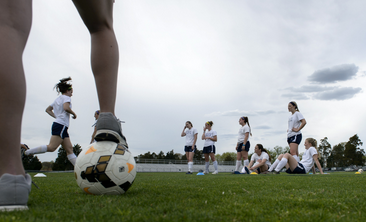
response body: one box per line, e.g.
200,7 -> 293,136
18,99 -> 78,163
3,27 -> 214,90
74,141 -> 136,195
358,169 -> 363,174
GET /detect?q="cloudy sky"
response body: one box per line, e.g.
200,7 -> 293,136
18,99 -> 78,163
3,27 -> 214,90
22,0 -> 366,162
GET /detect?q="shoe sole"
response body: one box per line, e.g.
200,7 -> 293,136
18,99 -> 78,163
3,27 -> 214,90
95,130 -> 127,146
244,167 -> 250,174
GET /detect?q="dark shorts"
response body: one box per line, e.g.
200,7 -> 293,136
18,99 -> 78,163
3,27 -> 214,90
203,145 -> 216,154
51,122 -> 69,139
286,162 -> 306,174
184,145 -> 196,152
237,141 -> 250,152
287,134 -> 302,145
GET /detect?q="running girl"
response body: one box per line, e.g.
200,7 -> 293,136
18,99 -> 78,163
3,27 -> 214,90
181,121 -> 198,174
25,77 -> 77,166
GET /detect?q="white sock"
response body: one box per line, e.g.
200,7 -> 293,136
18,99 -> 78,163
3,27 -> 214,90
235,160 -> 242,171
293,155 -> 300,162
269,159 -> 280,172
213,161 -> 218,171
25,145 -> 47,155
205,162 -> 209,172
188,162 -> 193,172
244,159 -> 249,167
67,153 -> 77,166
275,158 -> 288,172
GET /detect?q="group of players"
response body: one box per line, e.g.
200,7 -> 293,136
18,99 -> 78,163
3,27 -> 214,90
181,101 -> 324,175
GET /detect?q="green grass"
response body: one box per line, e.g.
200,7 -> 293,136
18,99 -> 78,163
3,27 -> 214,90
1,172 -> 366,221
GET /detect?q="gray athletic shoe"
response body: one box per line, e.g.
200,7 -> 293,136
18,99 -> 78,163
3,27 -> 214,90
0,173 -> 31,212
95,112 -> 128,147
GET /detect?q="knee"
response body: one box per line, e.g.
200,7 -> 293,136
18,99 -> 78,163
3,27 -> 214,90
47,146 -> 57,152
86,21 -> 113,34
277,154 -> 283,160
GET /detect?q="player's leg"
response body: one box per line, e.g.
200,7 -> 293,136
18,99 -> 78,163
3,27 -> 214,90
204,153 -> 210,173
72,0 -> 126,145
0,0 -> 32,211
235,152 -> 242,171
289,142 -> 300,162
210,152 -> 218,174
61,137 -> 77,166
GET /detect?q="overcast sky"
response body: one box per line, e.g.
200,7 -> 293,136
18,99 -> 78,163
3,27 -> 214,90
22,0 -> 366,162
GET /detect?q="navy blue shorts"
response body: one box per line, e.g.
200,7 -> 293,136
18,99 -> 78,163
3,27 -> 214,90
286,162 -> 306,174
237,141 -> 250,152
203,145 -> 216,154
51,122 -> 69,139
184,145 -> 196,152
287,134 -> 302,145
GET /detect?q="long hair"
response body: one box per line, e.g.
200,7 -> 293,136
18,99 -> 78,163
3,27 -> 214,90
54,77 -> 72,94
306,138 -> 320,159
256,144 -> 271,162
241,116 -> 252,136
289,101 -> 300,112
186,121 -> 193,127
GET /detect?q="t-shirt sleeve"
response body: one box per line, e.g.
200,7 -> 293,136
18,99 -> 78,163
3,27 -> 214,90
309,147 -> 318,158
296,112 -> 304,121
262,152 -> 269,161
251,153 -> 257,162
244,126 -> 250,133
193,128 -> 198,135
212,130 -> 217,137
63,96 -> 71,104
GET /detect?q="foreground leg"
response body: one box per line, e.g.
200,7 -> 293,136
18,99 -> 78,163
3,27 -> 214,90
0,0 -> 32,211
73,0 -> 127,145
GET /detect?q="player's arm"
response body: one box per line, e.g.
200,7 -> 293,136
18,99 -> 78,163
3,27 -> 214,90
192,133 -> 198,150
181,126 -> 186,137
243,132 -> 249,145
210,135 -> 217,142
293,119 -> 306,132
247,160 -> 254,168
63,102 -> 77,119
46,105 -> 56,118
312,154 -> 324,174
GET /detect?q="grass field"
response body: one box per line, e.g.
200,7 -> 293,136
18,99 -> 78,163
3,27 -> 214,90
1,171 -> 366,222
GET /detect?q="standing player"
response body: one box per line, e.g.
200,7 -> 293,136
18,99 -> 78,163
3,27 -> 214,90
287,101 -> 306,162
270,138 -> 324,174
0,0 -> 124,211
181,121 -> 198,174
90,110 -> 100,144
234,116 -> 252,173
25,77 -> 78,166
244,144 -> 271,174
202,121 -> 218,174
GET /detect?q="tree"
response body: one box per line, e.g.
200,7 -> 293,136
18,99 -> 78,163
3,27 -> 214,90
22,155 -> 42,171
318,137 -> 332,167
52,144 -> 82,171
220,152 -> 236,162
193,149 -> 204,161
327,142 -> 346,167
165,149 -> 180,160
344,134 -> 364,166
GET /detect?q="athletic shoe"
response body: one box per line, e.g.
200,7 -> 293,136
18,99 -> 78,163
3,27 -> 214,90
186,171 -> 192,174
95,112 -> 128,147
0,174 -> 31,212
261,170 -> 269,174
203,171 -> 209,174
212,171 -> 218,174
270,171 -> 280,175
244,166 -> 250,174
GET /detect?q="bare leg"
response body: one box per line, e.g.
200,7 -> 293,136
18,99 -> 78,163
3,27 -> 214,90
0,0 -> 32,176
72,0 -> 118,114
289,143 -> 298,156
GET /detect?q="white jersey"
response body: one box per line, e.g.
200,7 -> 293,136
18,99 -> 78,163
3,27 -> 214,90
50,95 -> 72,127
184,128 -> 198,146
300,147 -> 318,173
250,152 -> 271,167
204,129 -> 217,147
238,124 -> 250,143
287,111 -> 304,138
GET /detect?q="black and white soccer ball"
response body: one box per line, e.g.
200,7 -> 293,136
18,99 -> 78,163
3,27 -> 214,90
74,141 -> 136,195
